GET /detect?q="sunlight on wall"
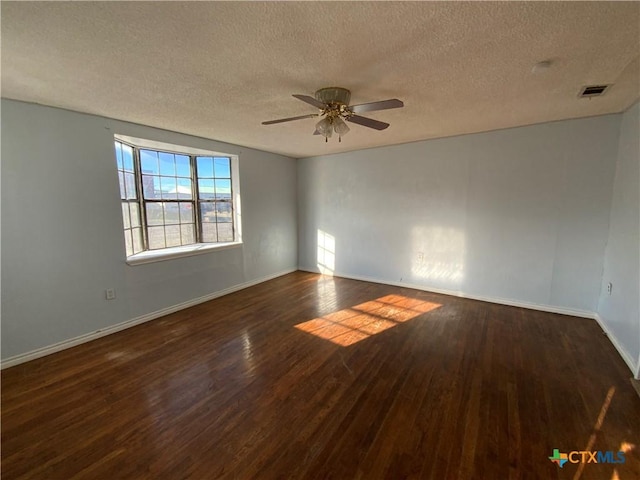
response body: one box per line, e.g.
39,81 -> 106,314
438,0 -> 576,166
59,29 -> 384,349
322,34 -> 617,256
411,226 -> 465,284
317,229 -> 336,274
295,294 -> 441,347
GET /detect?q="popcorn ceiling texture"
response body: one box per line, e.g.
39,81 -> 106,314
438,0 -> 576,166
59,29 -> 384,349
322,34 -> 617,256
2,1 -> 638,158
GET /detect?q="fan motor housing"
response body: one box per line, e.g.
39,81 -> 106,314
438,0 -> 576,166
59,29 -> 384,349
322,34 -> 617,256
315,87 -> 351,106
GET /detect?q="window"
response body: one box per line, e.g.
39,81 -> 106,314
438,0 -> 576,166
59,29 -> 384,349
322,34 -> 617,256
114,137 -> 238,259
115,142 -> 144,256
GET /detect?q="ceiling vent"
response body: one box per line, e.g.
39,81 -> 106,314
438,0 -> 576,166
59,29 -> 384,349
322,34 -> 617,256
579,85 -> 610,98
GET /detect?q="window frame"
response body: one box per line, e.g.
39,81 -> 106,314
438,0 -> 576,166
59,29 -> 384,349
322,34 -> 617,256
115,141 -> 145,256
114,135 -> 241,265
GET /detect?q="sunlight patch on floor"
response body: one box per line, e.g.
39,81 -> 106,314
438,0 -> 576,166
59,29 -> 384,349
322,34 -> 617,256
573,386 -> 616,480
295,294 -> 442,346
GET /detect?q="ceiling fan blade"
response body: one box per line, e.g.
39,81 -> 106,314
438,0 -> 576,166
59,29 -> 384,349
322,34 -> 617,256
349,99 -> 404,114
346,114 -> 390,130
262,113 -> 319,125
313,129 -> 321,135
292,94 -> 326,110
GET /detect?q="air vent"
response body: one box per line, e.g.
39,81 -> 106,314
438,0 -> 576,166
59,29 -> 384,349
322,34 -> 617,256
579,85 -> 610,98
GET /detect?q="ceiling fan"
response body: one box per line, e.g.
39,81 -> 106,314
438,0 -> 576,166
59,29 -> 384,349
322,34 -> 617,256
262,87 -> 404,142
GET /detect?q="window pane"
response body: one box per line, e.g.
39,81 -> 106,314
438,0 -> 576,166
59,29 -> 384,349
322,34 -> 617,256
181,224 -> 195,245
140,150 -> 159,175
176,178 -> 192,199
122,145 -> 134,172
121,202 -> 131,229
163,202 -> 180,224
124,229 -> 133,257
143,175 -> 161,199
118,171 -> 126,200
129,203 -> 141,228
159,152 -> 176,176
175,155 -> 191,177
214,157 -> 230,178
197,157 -> 214,178
117,143 -> 235,251
215,201 -> 232,222
132,227 -> 143,254
146,202 -> 164,226
115,142 -> 123,170
217,223 -> 234,242
198,179 -> 215,199
200,202 -> 216,223
148,226 -> 166,250
215,179 -> 231,200
161,177 -> 177,200
165,225 -> 181,247
125,172 -> 137,200
179,202 -> 193,223
202,223 -> 218,243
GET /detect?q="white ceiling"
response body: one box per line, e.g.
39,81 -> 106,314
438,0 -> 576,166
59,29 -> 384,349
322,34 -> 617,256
2,2 -> 639,159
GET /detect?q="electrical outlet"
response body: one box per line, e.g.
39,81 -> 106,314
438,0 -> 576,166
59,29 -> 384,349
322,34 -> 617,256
417,252 -> 425,262
606,282 -> 612,295
105,288 -> 116,300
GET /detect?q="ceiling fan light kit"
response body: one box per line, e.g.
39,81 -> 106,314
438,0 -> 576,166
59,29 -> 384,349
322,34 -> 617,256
262,87 -> 404,143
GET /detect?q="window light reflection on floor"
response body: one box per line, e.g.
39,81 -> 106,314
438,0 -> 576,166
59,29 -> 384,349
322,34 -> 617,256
295,294 -> 442,346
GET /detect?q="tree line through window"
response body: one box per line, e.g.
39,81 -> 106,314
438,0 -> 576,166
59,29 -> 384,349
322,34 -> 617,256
115,140 -> 235,257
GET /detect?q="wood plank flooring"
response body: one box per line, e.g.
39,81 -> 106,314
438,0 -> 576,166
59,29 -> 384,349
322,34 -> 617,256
2,271 -> 639,479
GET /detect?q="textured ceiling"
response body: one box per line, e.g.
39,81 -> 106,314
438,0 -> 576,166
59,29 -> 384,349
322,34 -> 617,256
2,1 -> 639,159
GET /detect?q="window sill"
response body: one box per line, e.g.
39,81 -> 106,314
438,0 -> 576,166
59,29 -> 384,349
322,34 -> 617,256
126,242 -> 242,266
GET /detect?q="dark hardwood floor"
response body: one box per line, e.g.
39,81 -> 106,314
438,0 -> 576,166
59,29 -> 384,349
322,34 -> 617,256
2,271 -> 639,479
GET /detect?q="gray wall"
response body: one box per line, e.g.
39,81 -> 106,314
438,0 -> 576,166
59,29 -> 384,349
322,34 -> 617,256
1,99 -> 298,360
3,98 -> 637,373
298,114 -> 621,314
597,102 -> 640,375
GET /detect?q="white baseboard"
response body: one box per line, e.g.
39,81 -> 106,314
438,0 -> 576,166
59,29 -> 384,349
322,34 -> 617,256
1,268 -> 297,369
593,314 -> 638,376
6,267 -> 637,378
300,267 -> 595,318
301,267 -> 640,375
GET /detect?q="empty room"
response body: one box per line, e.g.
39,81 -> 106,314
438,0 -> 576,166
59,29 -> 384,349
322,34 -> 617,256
1,2 -> 639,479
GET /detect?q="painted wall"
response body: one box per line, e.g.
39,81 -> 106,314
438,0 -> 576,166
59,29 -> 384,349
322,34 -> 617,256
3,99 -> 636,372
298,114 -> 621,315
1,99 -> 298,360
597,102 -> 640,375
